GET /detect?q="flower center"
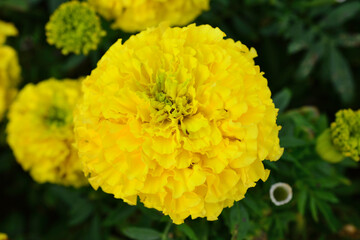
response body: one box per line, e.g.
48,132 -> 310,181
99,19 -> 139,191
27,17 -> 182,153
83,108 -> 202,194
44,106 -> 69,127
150,72 -> 195,123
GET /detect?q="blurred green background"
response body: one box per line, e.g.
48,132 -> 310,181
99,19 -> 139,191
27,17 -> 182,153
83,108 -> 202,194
1,0 -> 359,239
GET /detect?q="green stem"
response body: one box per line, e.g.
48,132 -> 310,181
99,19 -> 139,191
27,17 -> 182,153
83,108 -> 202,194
161,221 -> 172,240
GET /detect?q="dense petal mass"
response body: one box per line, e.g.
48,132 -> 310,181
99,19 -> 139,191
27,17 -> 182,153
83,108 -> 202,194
7,79 -> 87,187
75,24 -> 283,224
87,0 -> 209,32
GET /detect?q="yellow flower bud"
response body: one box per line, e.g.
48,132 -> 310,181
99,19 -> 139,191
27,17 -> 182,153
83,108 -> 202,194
331,109 -> 360,161
46,1 -> 105,55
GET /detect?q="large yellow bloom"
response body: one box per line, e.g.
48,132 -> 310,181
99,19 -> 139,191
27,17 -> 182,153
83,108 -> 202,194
87,0 -> 209,32
74,24 -> 283,224
7,79 -> 87,187
0,20 -> 20,121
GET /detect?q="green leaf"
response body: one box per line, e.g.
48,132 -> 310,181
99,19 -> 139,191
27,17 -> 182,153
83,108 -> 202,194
329,46 -> 355,103
122,227 -> 162,240
0,0 -> 29,11
297,189 -> 307,215
61,55 -> 87,72
279,136 -> 308,148
273,88 -> 292,113
296,44 -> 323,79
177,224 -> 199,240
230,203 -> 249,240
337,33 -> 360,48
310,197 -> 318,222
87,215 -> 101,240
317,201 -> 339,232
314,191 -> 339,203
104,206 -> 136,226
320,2 -> 360,28
69,200 -> 94,226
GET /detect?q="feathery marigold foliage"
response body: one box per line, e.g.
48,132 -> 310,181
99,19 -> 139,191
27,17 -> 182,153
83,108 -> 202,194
87,0 -> 209,32
0,20 -> 20,121
7,79 -> 87,187
45,1 -> 105,55
74,24 -> 283,224
331,109 -> 360,161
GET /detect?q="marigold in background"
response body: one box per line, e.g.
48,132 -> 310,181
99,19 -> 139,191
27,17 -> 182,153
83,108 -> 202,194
87,0 -> 209,32
7,79 -> 87,187
0,233 -> 8,240
74,24 -> 283,224
0,20 -> 21,121
331,109 -> 360,161
0,20 -> 18,44
45,1 -> 105,55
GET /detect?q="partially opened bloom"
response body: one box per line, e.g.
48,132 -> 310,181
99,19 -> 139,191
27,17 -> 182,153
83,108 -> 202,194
87,0 -> 210,32
75,24 -> 283,224
7,79 -> 87,187
0,21 -> 20,121
331,109 -> 360,161
46,1 -> 105,55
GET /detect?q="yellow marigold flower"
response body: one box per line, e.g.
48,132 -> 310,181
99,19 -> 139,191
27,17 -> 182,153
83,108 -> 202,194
0,233 -> 8,240
45,1 -> 105,55
331,109 -> 360,161
87,0 -> 210,32
74,24 -> 283,224
7,79 -> 87,187
0,20 -> 18,44
0,45 -> 21,121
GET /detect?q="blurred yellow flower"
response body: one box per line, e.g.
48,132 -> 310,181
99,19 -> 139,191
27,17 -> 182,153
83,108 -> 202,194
0,21 -> 20,121
331,109 -> 360,161
46,1 -> 105,55
74,24 -> 283,224
87,0 -> 210,32
0,20 -> 18,44
0,233 -> 8,240
7,79 -> 87,187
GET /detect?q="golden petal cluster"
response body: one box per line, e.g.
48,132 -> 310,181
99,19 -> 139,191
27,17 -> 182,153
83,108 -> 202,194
74,24 -> 283,224
7,79 -> 88,187
87,0 -> 209,32
0,20 -> 21,121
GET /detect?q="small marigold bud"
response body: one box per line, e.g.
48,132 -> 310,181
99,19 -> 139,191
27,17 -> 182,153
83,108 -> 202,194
7,79 -> 88,187
45,1 -> 105,55
331,109 -> 360,161
270,182 -> 293,206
